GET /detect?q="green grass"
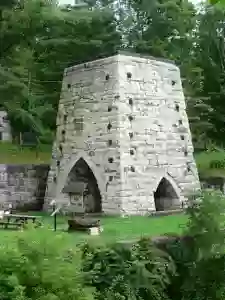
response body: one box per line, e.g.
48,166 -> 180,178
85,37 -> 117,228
25,212 -> 188,244
0,142 -> 51,164
195,150 -> 225,178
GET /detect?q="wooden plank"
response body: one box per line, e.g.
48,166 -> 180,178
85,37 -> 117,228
0,221 -> 23,225
7,214 -> 41,219
0,221 -> 23,230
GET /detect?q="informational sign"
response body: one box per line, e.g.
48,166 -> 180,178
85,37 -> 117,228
50,207 -> 61,217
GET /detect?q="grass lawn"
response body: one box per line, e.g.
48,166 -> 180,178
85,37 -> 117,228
195,150 -> 225,178
0,142 -> 51,164
23,212 -> 189,244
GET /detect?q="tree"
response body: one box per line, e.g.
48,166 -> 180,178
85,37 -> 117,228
194,5 -> 225,146
0,0 -> 121,141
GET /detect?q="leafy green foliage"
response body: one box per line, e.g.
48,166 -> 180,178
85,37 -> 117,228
163,190 -> 225,300
0,226 -> 94,300
0,0 -> 120,143
192,6 -> 225,146
82,239 -> 176,300
185,190 -> 225,258
1,191 -> 225,300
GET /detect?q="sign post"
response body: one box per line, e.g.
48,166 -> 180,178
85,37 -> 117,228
50,200 -> 59,231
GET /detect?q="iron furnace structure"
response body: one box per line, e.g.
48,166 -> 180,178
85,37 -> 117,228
44,53 -> 200,215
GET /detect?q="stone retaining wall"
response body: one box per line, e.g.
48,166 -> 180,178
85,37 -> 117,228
200,176 -> 225,193
0,164 -> 49,210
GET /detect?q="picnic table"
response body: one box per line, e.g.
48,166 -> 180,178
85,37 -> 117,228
0,214 -> 41,230
5,214 -> 40,223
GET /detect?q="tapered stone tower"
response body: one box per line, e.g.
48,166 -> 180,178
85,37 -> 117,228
44,52 -> 200,215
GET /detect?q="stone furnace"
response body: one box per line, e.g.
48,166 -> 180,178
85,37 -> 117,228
44,53 -> 200,215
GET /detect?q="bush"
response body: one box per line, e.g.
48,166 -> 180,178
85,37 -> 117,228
185,189 -> 225,258
1,189 -> 224,300
0,226 -> 94,300
82,238 -> 176,300
164,190 -> 225,300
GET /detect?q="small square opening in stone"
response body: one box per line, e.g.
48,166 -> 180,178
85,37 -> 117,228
129,132 -> 134,139
130,166 -> 135,172
178,119 -> 183,125
108,157 -> 114,163
56,160 -> 60,166
129,98 -> 133,106
108,106 -> 112,112
172,80 -> 176,86
180,135 -> 185,140
128,115 -> 134,122
64,114 -> 67,122
130,149 -> 135,155
127,72 -> 132,79
62,130 -> 65,135
67,83 -> 71,89
3,116 -> 8,122
105,74 -> 110,80
53,176 -> 57,183
109,176 -> 113,182
107,123 -> 112,131
89,150 -> 95,157
175,104 -> 180,112
108,140 -> 113,146
184,150 -> 188,156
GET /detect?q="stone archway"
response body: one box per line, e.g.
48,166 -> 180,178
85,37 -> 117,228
62,157 -> 102,213
154,177 -> 179,211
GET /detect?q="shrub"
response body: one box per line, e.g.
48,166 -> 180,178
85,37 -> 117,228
163,190 -> 225,300
0,226 -> 93,300
181,254 -> 225,300
185,189 -> 225,258
82,238 -> 176,300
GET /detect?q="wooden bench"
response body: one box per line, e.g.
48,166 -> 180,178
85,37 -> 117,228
0,214 -> 42,230
0,221 -> 23,230
5,214 -> 41,225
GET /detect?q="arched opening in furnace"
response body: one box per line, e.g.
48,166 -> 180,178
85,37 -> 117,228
62,158 -> 102,213
154,177 -> 179,211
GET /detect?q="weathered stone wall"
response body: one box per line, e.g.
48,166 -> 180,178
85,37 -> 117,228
117,54 -> 200,213
45,55 -> 121,212
0,164 -> 49,210
45,52 -> 200,215
200,177 -> 225,193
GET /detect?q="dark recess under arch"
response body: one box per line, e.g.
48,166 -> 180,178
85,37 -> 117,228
63,158 -> 102,213
154,177 -> 179,211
